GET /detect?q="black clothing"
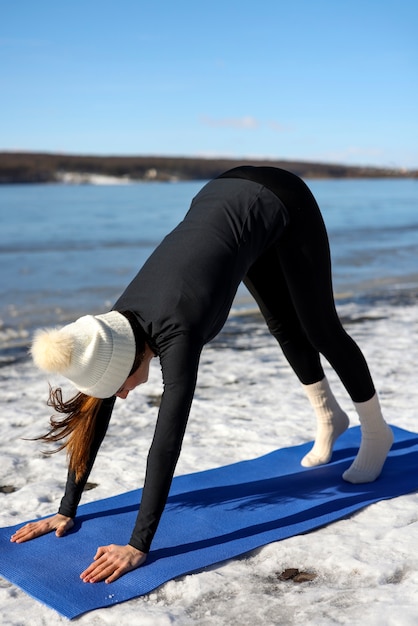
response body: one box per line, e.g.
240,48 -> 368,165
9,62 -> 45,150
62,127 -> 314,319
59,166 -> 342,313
58,167 -> 374,553
59,396 -> 115,516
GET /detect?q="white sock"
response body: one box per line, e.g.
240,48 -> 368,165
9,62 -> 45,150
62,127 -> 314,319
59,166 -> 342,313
342,393 -> 393,483
301,377 -> 350,467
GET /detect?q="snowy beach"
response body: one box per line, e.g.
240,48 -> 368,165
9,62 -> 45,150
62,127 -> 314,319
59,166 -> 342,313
1,180 -> 418,624
2,296 -> 418,625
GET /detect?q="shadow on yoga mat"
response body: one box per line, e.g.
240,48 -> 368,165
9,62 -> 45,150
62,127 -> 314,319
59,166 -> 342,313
1,425 -> 418,620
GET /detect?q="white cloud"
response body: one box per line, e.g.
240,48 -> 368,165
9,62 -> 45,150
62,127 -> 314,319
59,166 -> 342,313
200,115 -> 259,129
200,116 -> 290,134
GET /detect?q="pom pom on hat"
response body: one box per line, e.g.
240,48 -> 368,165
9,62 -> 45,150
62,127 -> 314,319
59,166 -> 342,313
31,328 -> 75,373
31,311 -> 136,398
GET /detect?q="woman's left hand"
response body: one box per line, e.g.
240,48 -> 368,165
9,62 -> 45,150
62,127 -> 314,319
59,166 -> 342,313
80,544 -> 147,584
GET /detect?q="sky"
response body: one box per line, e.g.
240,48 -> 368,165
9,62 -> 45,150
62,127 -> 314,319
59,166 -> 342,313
1,0 -> 417,168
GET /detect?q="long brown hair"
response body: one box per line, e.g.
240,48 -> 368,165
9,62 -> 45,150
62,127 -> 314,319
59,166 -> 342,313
38,388 -> 103,482
36,310 -> 147,482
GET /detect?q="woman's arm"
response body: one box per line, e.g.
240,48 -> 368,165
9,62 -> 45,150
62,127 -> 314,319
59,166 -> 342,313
129,338 -> 201,552
11,396 -> 116,543
79,338 -> 202,583
58,396 -> 116,518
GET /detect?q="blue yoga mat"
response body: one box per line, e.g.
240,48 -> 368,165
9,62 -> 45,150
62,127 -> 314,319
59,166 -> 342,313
1,425 -> 418,619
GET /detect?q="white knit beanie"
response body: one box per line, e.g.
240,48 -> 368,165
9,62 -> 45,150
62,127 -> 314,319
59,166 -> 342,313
30,311 -> 136,398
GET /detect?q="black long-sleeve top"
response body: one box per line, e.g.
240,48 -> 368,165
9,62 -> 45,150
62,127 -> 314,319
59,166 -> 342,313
59,167 -> 292,552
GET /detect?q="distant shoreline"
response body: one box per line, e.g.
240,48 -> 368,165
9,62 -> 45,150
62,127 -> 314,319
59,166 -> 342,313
1,151 -> 417,184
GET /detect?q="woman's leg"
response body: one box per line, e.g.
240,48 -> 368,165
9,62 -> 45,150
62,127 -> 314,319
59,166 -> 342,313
244,247 -> 323,385
274,185 -> 392,482
244,250 -> 349,467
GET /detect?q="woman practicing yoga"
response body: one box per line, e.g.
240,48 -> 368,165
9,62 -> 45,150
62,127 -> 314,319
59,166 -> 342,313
11,166 -> 393,583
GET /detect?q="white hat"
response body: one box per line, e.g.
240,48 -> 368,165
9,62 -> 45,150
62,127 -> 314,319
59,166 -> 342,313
31,311 -> 136,398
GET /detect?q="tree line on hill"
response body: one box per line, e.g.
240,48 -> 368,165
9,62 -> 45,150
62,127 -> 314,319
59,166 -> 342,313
0,152 -> 416,184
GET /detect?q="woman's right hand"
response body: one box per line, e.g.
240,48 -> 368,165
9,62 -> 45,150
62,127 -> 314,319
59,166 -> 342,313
10,513 -> 74,543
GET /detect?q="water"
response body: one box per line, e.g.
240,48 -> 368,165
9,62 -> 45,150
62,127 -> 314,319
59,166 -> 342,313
310,178 -> 418,293
2,178 -> 418,624
1,178 -> 418,364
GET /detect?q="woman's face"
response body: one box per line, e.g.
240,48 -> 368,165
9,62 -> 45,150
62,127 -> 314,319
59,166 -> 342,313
115,345 -> 154,399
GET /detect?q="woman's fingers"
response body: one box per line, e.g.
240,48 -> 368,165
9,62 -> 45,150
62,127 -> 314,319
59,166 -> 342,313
11,519 -> 53,543
10,514 -> 73,543
80,544 -> 147,583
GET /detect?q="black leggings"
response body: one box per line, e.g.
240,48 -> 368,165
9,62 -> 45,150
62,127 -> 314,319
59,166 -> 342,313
244,182 -> 375,403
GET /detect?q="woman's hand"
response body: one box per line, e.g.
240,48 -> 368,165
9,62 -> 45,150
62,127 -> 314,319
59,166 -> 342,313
80,544 -> 147,584
10,513 -> 74,543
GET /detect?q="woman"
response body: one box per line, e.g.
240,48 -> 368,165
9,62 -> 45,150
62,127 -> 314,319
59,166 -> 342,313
11,166 -> 393,584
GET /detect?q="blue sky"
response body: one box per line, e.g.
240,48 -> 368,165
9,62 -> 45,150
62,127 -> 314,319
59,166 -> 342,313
1,0 -> 417,168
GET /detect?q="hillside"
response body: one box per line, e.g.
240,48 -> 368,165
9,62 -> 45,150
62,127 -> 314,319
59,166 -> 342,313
0,152 -> 416,184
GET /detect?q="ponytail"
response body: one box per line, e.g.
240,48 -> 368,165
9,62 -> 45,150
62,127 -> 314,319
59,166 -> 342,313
36,387 -> 103,482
